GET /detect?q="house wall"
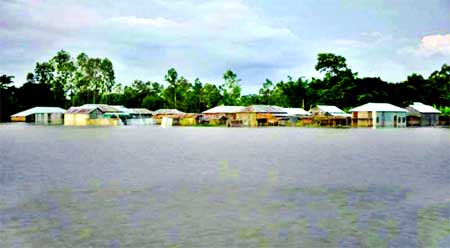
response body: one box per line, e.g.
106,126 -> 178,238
353,118 -> 374,127
11,116 -> 26,122
309,107 -> 323,117
64,113 -> 89,126
420,113 -> 439,126
236,112 -> 257,127
35,113 -> 63,125
87,118 -> 118,126
374,111 -> 407,127
179,117 -> 197,126
353,111 -> 406,127
127,118 -> 156,125
354,111 -> 372,119
203,113 -> 237,120
352,111 -> 373,127
64,114 -> 118,126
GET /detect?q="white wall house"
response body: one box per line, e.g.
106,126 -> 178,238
349,103 -> 407,128
309,105 -> 351,117
10,107 -> 66,124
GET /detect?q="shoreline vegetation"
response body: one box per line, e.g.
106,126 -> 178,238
1,50 -> 449,123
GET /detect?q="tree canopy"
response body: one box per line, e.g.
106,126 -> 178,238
1,50 -> 449,121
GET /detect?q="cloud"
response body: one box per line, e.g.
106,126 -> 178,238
399,34 -> 450,57
1,0 -> 447,91
107,16 -> 180,28
421,34 -> 450,55
331,32 -> 391,49
92,0 -> 302,87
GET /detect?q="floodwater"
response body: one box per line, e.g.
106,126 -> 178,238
0,124 -> 449,247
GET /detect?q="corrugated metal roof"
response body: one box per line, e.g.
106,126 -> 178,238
349,103 -> 407,112
109,106 -> 153,114
81,104 -> 122,113
315,105 -> 351,117
66,106 -> 96,114
408,102 -> 441,114
11,107 -> 66,117
243,105 -> 287,113
283,108 -> 311,116
202,105 -> 246,114
110,105 -> 130,113
128,108 -> 153,114
153,109 -> 185,115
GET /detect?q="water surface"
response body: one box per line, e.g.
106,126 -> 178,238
0,124 -> 449,247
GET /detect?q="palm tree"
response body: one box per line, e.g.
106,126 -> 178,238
0,75 -> 14,90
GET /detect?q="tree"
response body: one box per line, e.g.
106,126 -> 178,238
315,53 -> 349,76
188,78 -> 204,113
428,64 -> 450,106
0,75 -> 14,90
164,68 -> 179,108
73,53 -> 116,104
34,62 -> 55,86
201,83 -> 222,109
313,53 -> 357,108
274,76 -> 308,107
0,75 -> 16,121
220,70 -> 241,105
48,50 -> 76,107
259,79 -> 273,104
240,94 -> 262,106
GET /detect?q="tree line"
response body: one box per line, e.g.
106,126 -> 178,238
1,50 -> 449,121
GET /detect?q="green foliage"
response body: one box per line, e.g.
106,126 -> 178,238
1,50 -> 449,122
438,106 -> 450,116
220,70 -> 241,105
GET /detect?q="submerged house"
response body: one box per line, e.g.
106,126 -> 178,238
406,102 -> 441,126
110,106 -> 154,125
280,108 -> 312,125
64,104 -> 125,126
127,108 -> 155,125
152,109 -> 186,125
310,105 -> 351,118
309,105 -> 351,126
349,103 -> 407,128
202,105 -> 246,125
10,107 -> 65,124
153,109 -> 185,117
283,108 -> 311,118
236,105 -> 287,127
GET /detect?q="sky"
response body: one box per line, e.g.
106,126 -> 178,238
0,0 -> 449,94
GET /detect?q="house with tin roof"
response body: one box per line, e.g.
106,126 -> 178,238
282,108 -> 311,117
64,104 -> 124,126
309,105 -> 351,126
110,106 -> 155,125
236,105 -> 287,127
202,105 -> 246,125
349,103 -> 407,127
10,107 -> 65,124
406,102 -> 441,126
309,105 -> 351,117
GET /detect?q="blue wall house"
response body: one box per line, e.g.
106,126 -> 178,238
350,103 -> 407,128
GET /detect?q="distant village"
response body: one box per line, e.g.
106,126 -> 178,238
10,102 -> 445,128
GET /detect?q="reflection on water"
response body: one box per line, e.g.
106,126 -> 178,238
0,125 -> 449,247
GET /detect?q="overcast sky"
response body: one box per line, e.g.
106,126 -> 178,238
1,0 -> 449,94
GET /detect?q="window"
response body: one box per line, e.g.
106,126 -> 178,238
403,117 -> 406,123
376,117 -> 379,123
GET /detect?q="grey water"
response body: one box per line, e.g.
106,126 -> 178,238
0,124 -> 449,247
